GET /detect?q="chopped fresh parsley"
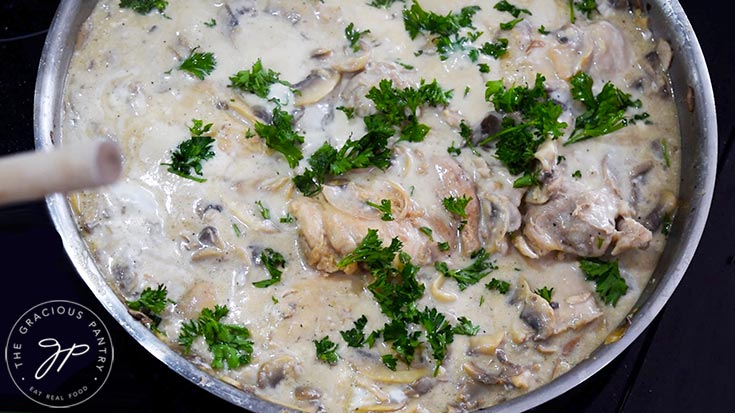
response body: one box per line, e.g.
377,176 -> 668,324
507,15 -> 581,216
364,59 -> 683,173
381,354 -> 398,370
447,142 -> 462,156
255,200 -> 270,219
336,106 -> 356,119
494,1 -> 532,18
279,213 -> 295,223
418,307 -> 454,375
574,0 -> 598,19
419,226 -> 434,240
435,248 -> 497,291
442,195 -> 472,218
179,47 -> 216,80
178,305 -> 254,370
662,214 -> 673,236
579,258 -> 628,306
538,25 -> 550,35
662,139 -> 671,167
485,278 -> 510,294
161,119 -> 216,182
340,315 -> 368,347
271,296 -> 279,304
370,0 -> 404,8
204,18 -> 217,28
337,229 -> 401,270
480,74 -> 567,184
500,18 -> 524,31
452,316 -> 480,336
293,132 -> 392,196
478,63 -> 490,73
534,286 -> 554,303
119,0 -> 167,15
232,223 -> 241,237
252,248 -> 286,288
572,170 -> 582,178
229,59 -> 291,99
254,107 -> 304,168
512,171 -> 540,188
478,39 -> 509,59
313,336 -> 339,365
437,241 -> 450,251
395,60 -> 415,70
127,284 -> 173,331
345,23 -> 370,52
367,199 -> 394,221
365,78 -> 453,142
565,71 -> 642,145
403,1 -> 481,60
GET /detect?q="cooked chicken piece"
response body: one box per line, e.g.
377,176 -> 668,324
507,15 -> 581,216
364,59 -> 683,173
516,158 -> 652,258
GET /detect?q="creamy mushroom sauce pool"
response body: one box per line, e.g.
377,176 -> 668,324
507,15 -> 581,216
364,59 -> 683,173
64,1 -> 681,411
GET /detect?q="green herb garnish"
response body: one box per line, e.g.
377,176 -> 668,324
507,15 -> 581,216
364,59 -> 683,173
255,200 -> 270,219
494,1 -> 531,18
252,248 -> 287,288
403,1 -> 481,60
367,199 -> 394,221
345,23 -> 370,52
313,336 -> 339,365
179,47 -> 216,80
340,315 -> 368,348
485,278 -> 510,294
579,258 -> 628,306
500,18 -> 524,30
254,107 -> 304,168
204,18 -> 217,27
534,286 -> 554,303
161,119 -> 215,182
119,0 -> 167,15
229,59 -> 291,98
435,248 -> 496,291
178,305 -> 253,370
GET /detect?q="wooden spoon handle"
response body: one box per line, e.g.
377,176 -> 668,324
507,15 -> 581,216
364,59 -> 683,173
0,140 -> 122,207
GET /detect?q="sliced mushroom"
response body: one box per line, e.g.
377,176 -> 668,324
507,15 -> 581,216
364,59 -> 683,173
404,377 -> 434,398
332,53 -> 370,73
294,386 -> 321,400
462,361 -> 508,385
198,226 -> 223,249
293,69 -> 341,106
468,331 -> 505,356
178,281 -> 216,319
311,48 -> 333,60
257,355 -> 298,388
512,279 -> 556,341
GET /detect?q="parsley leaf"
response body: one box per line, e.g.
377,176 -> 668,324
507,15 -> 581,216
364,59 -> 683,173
345,23 -> 370,52
119,0 -> 167,15
229,59 -> 291,98
367,199 -> 394,221
370,0 -> 404,7
480,74 -> 567,182
161,119 -> 215,182
127,284 -> 173,331
337,228 -> 402,269
252,248 -> 286,288
494,1 -> 532,18
254,107 -> 304,168
179,47 -> 216,80
178,305 -> 254,370
336,106 -> 356,119
534,286 -> 554,303
418,307 -> 454,375
442,195 -> 472,218
574,0 -> 598,19
403,1 -> 481,60
538,25 -> 550,35
485,278 -> 510,294
478,39 -> 509,59
500,18 -> 524,31
579,258 -> 628,306
313,336 -> 339,365
204,18 -> 217,27
340,315 -> 368,347
435,248 -> 497,291
566,71 -> 642,145
452,316 -> 480,336
437,241 -> 450,251
255,200 -> 270,219
293,131 -> 392,196
381,354 -> 398,370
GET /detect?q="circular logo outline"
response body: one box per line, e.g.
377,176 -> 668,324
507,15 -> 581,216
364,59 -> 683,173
4,299 -> 114,408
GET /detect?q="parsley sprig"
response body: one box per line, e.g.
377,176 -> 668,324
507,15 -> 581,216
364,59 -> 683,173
178,305 -> 254,370
435,248 -> 497,291
485,278 -> 510,294
252,248 -> 286,288
229,59 -> 291,98
534,286 -> 554,303
313,336 -> 339,365
345,23 -> 370,52
565,71 -> 643,145
579,258 -> 628,306
119,0 -> 167,15
480,74 -> 567,186
494,1 -> 531,18
161,119 -> 216,182
253,107 -> 305,168
403,1 -> 481,60
179,47 -> 216,80
126,284 -> 173,331
367,199 -> 394,221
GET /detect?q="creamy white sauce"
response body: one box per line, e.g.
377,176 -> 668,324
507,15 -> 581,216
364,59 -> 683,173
64,1 -> 681,411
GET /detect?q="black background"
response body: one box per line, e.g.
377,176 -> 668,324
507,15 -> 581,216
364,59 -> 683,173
1,1 -> 733,412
